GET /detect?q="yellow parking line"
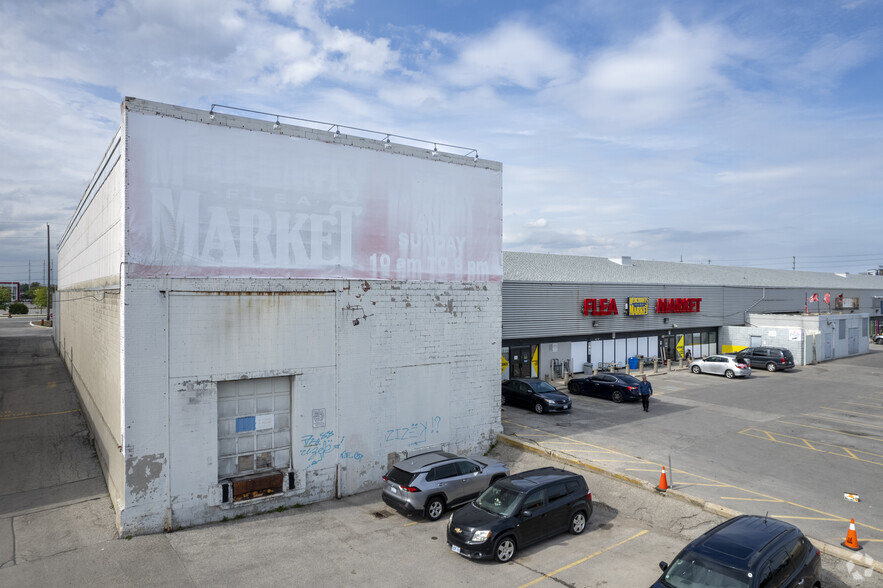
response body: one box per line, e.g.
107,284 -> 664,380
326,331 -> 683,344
403,521 -> 419,527
518,530 -> 648,588
625,468 -> 664,473
503,420 -> 883,539
821,407 -> 883,420
770,516 -> 844,522
0,409 -> 80,421
676,483 -> 730,488
842,401 -> 883,410
778,420 -> 883,444
538,441 -> 600,447
741,427 -> 883,467
720,497 -> 784,503
803,414 -> 883,431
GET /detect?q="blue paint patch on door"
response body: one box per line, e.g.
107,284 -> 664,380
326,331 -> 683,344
236,416 -> 256,433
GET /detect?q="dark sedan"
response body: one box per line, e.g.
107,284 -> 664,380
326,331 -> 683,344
501,378 -> 571,414
567,373 -> 641,403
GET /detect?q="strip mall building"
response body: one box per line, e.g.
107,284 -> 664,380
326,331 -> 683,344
502,252 -> 883,380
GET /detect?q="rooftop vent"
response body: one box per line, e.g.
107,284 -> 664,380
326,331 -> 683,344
609,256 -> 632,267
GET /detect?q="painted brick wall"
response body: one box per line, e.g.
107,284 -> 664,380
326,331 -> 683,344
57,157 -> 123,289
118,277 -> 501,532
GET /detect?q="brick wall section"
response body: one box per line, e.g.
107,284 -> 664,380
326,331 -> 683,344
118,277 -> 501,532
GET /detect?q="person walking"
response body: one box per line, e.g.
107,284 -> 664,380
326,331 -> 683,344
638,375 -> 653,412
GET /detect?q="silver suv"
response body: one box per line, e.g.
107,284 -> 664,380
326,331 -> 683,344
382,451 -> 510,521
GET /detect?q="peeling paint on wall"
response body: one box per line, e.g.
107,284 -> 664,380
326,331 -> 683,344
126,453 -> 166,501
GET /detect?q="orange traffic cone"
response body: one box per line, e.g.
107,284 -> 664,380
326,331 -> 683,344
841,518 -> 862,551
655,466 -> 669,492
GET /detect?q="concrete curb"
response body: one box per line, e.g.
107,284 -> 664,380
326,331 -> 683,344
498,433 -> 883,575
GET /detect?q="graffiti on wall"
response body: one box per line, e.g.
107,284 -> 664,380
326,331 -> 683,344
385,416 -> 442,447
300,430 -> 365,468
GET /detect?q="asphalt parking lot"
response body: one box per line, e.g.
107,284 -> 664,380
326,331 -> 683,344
502,352 -> 883,581
1,317 -> 880,586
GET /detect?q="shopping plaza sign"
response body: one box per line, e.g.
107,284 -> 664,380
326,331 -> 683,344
583,297 -> 702,317
656,298 -> 702,313
583,298 -> 619,316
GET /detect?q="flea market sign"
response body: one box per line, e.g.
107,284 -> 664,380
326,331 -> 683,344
656,298 -> 702,313
583,298 -> 619,316
583,296 -> 702,317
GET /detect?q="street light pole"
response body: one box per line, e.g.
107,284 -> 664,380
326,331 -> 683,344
46,223 -> 51,323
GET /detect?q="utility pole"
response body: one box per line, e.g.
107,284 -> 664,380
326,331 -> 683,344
793,256 -> 795,271
46,224 -> 51,323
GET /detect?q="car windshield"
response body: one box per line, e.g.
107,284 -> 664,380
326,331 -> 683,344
474,485 -> 522,517
532,381 -> 558,394
618,375 -> 641,384
662,552 -> 749,588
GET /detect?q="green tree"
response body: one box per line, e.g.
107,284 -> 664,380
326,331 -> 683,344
0,287 -> 11,310
33,287 -> 48,310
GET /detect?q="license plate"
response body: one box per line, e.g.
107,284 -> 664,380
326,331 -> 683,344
451,545 -> 461,554
389,486 -> 396,494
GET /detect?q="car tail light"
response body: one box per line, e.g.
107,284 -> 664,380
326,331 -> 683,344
400,486 -> 420,493
587,491 -> 592,501
382,475 -> 388,481
627,386 -> 637,391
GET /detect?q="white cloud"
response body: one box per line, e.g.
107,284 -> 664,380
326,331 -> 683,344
561,13 -> 752,129
791,33 -> 875,89
715,166 -> 804,184
440,21 -> 574,89
525,218 -> 548,228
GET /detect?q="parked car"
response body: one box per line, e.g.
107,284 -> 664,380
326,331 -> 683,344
735,347 -> 795,372
690,355 -> 751,378
651,514 -> 821,588
447,467 -> 592,562
873,334 -> 883,345
501,378 -> 572,414
567,373 -> 642,403
382,451 -> 510,521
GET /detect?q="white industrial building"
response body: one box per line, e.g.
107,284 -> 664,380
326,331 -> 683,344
56,98 -> 503,534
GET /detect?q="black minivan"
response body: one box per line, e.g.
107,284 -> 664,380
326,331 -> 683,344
651,515 -> 820,588
447,467 -> 592,562
735,347 -> 795,372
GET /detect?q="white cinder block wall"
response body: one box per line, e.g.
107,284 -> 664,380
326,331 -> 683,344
120,278 -> 501,532
56,134 -> 127,528
59,98 -> 503,534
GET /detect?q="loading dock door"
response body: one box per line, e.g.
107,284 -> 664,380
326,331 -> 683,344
218,377 -> 292,480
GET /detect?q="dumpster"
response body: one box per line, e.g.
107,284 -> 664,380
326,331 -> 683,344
628,357 -> 639,369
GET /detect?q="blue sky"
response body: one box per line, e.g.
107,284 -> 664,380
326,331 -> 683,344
1,0 -> 881,284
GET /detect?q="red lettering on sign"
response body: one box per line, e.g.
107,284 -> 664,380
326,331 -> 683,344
582,298 -> 619,316
656,298 -> 702,314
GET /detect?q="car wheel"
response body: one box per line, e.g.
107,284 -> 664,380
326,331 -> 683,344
691,365 -> 701,374
724,369 -> 735,379
568,382 -> 578,394
425,497 -> 445,521
494,536 -> 517,563
501,394 -> 507,406
611,390 -> 624,403
765,362 -> 777,372
534,402 -> 545,414
569,510 -> 588,535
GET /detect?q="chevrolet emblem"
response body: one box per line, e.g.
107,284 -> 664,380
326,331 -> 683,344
454,528 -> 461,534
